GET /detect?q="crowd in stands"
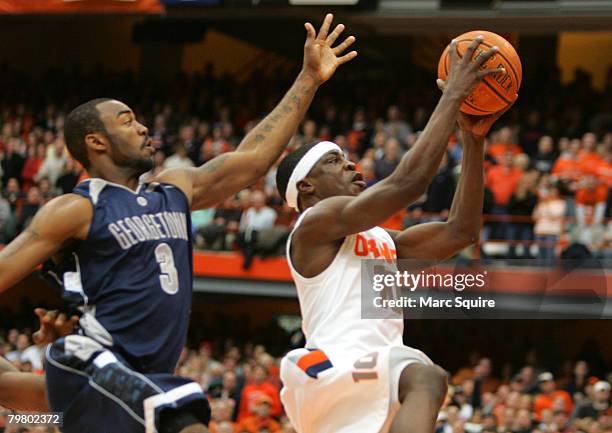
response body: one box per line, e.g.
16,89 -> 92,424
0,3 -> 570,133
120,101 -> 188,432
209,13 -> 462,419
0,63 -> 611,263
0,322 -> 610,433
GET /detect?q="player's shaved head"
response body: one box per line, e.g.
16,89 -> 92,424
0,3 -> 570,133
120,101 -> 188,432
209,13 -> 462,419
64,97 -> 113,168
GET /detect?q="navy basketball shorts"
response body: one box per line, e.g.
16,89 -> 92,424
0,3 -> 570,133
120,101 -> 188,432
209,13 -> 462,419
45,335 -> 211,433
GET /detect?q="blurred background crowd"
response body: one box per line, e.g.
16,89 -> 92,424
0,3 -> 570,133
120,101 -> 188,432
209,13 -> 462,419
0,63 -> 611,266
0,320 -> 609,433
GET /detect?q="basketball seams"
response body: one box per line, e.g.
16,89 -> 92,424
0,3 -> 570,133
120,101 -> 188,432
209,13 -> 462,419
456,39 -> 521,88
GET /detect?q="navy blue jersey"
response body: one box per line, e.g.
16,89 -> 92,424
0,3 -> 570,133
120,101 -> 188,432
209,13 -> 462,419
48,178 -> 193,374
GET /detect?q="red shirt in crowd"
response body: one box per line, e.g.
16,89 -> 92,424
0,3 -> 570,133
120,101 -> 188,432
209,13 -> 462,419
577,151 -> 602,176
237,383 -> 282,421
576,184 -> 608,207
487,142 -> 522,163
486,165 -> 523,206
552,157 -> 581,181
533,390 -> 573,421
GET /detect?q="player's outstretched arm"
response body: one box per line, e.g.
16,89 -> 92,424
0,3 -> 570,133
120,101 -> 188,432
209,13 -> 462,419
157,13 -> 357,210
0,194 -> 92,293
0,356 -> 48,412
389,90 -> 517,260
297,38 -> 504,245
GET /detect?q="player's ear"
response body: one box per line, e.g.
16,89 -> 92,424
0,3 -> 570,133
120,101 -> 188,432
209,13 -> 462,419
84,132 -> 108,152
297,179 -> 315,196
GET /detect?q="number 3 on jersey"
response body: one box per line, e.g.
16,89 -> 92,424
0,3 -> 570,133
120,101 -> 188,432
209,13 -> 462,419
155,243 -> 179,294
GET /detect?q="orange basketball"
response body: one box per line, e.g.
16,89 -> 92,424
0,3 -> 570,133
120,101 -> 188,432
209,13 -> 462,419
437,30 -> 522,116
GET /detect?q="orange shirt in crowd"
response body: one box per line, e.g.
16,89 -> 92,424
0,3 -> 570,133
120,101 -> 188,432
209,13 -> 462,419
552,157 -> 581,181
486,166 -> 523,206
594,160 -> 612,186
533,390 -> 573,420
237,383 -> 282,421
487,142 -> 522,163
575,184 -> 608,206
237,416 -> 281,433
577,151 -> 602,175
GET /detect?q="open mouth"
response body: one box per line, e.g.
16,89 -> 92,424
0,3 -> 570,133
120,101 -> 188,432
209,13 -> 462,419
352,172 -> 366,188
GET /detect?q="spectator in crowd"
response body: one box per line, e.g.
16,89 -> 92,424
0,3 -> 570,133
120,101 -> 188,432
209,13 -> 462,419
533,135 -> 557,174
533,372 -> 573,422
238,363 -> 282,421
21,143 -> 46,192
485,151 -> 524,239
237,394 -> 281,433
374,137 -> 401,180
237,191 -> 277,269
573,174 -> 608,254
163,144 -> 196,170
55,158 -> 80,194
566,360 -> 590,399
35,140 -> 66,186
209,370 -> 243,420
521,110 -> 547,157
573,381 -> 610,420
506,168 -> 538,259
1,138 -> 25,187
487,127 -> 522,163
552,138 -> 582,187
383,105 -> 411,145
16,186 -> 43,233
532,183 -> 566,261
578,132 -> 601,175
422,152 -> 455,218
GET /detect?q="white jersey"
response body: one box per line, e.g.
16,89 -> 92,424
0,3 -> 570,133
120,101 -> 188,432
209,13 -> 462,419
286,207 -> 404,363
282,206 -> 433,433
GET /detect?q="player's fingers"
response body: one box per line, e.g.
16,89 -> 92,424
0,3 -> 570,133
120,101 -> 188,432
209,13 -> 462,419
332,35 -> 355,55
317,13 -> 333,41
337,50 -> 358,65
56,313 -> 66,327
304,22 -> 316,42
34,308 -> 46,319
448,39 -> 460,65
477,66 -> 506,79
326,23 -> 345,46
43,310 -> 58,324
436,79 -> 446,92
474,46 -> 499,68
463,35 -> 484,65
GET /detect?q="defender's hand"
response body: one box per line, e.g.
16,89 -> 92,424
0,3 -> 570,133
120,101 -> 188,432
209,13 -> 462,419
443,36 -> 506,102
302,13 -> 357,86
437,79 -> 518,138
33,308 -> 78,346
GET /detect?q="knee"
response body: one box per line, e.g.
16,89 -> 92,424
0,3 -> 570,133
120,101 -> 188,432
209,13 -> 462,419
399,364 -> 448,404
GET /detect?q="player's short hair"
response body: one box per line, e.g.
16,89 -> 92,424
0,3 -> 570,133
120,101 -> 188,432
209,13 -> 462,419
64,98 -> 113,168
276,141 -> 320,205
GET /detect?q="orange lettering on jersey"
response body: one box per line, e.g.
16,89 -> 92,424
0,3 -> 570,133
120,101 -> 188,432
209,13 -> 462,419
354,234 -> 369,256
367,239 -> 380,258
354,234 -> 397,259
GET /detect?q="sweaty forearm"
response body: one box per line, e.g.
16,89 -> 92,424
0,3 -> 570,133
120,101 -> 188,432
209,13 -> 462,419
236,72 -> 319,168
447,130 -> 485,242
383,93 -> 462,204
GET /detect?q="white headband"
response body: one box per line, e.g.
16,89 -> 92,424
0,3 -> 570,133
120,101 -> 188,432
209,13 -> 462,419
286,141 -> 342,211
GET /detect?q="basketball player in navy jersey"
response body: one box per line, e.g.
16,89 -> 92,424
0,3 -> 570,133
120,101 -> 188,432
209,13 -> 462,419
275,38 -> 514,433
0,14 -> 356,433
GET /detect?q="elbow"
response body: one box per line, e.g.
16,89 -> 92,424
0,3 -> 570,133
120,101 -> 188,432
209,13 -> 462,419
448,221 -> 480,249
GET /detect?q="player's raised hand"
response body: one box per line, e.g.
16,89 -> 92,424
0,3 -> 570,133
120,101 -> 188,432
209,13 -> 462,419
443,36 -> 506,102
302,13 -> 357,85
33,308 -> 79,346
437,79 -> 518,138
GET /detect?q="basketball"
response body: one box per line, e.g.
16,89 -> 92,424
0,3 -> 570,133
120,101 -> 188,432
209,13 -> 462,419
437,30 -> 522,116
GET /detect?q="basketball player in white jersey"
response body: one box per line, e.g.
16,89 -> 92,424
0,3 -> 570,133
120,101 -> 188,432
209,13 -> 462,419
275,37 -> 515,433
